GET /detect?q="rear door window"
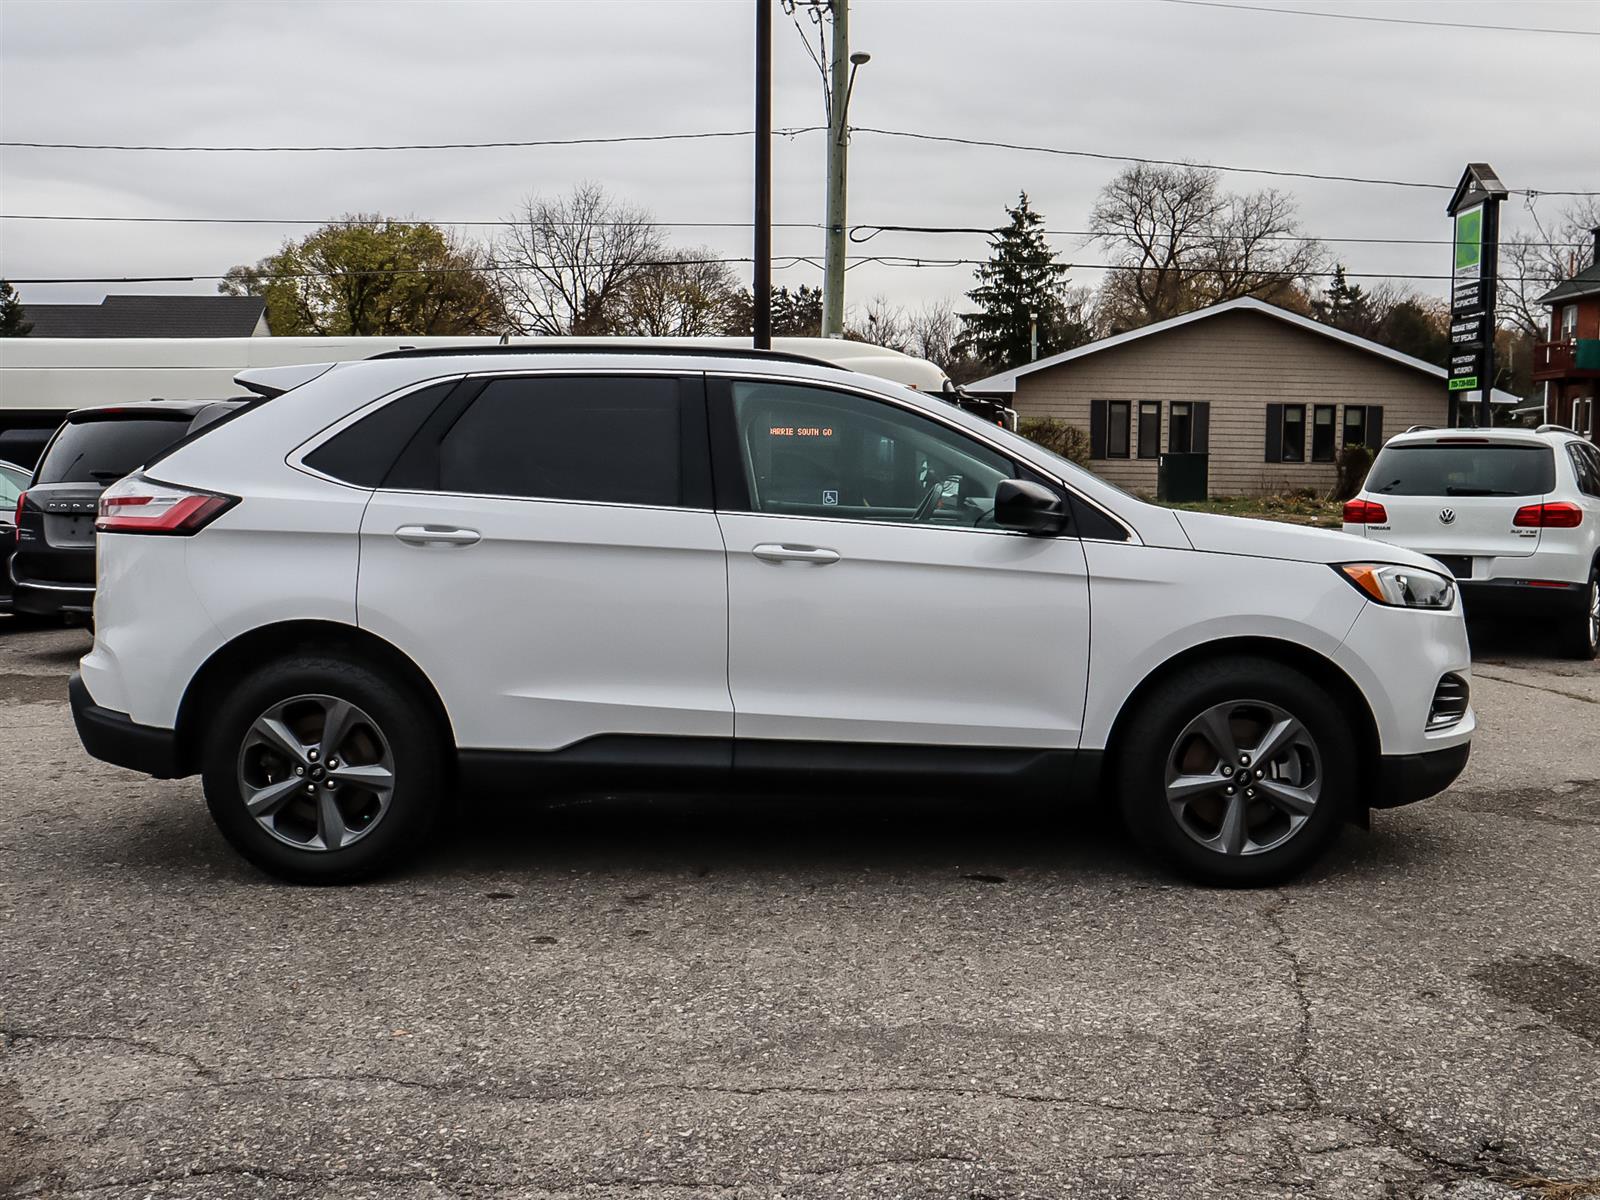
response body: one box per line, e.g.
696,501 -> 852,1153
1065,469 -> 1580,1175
1366,443 -> 1555,497
428,376 -> 693,507
34,416 -> 192,485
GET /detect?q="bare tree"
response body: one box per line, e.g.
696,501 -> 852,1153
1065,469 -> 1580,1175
1499,197 -> 1600,339
613,249 -> 741,337
1089,163 -> 1324,329
844,295 -> 912,353
493,184 -> 667,335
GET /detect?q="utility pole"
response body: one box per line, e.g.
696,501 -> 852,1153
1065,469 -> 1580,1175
821,0 -> 850,338
754,0 -> 773,349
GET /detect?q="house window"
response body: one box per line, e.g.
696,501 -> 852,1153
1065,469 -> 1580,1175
1312,405 -> 1336,462
1107,401 -> 1130,458
1561,305 -> 1578,340
1170,403 -> 1192,453
1137,402 -> 1161,458
1343,405 -> 1383,448
1281,405 -> 1306,463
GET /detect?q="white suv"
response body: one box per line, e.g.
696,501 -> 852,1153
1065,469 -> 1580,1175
1343,425 -> 1600,660
71,348 -> 1475,886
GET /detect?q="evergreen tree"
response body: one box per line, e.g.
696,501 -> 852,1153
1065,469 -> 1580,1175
1311,265 -> 1375,335
0,280 -> 31,337
959,193 -> 1084,371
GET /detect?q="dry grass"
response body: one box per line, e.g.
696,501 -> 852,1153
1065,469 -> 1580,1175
1161,492 -> 1346,529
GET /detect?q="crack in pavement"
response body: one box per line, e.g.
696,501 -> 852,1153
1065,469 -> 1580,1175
1,1028 -> 215,1076
1473,670 -> 1599,707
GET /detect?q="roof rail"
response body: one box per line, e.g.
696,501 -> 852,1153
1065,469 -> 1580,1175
1535,423 -> 1578,435
365,344 -> 837,369
1403,424 -> 1436,433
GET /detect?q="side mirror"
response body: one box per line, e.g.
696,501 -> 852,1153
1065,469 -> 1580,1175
993,479 -> 1068,535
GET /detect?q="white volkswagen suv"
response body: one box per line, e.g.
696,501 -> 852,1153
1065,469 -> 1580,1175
1343,425 -> 1600,660
71,348 -> 1475,886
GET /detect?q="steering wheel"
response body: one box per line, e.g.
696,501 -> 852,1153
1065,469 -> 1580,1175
911,475 -> 962,523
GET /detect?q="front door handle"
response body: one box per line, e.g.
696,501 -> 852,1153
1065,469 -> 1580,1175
394,524 -> 481,547
752,543 -> 840,565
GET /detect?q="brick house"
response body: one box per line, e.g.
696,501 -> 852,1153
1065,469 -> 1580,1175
967,298 -> 1516,498
1532,227 -> 1600,443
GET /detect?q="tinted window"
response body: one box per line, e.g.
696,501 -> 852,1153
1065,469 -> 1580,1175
1367,444 -> 1556,497
34,416 -> 191,485
730,380 -> 1013,527
438,376 -> 681,506
1569,443 -> 1600,498
305,382 -> 455,487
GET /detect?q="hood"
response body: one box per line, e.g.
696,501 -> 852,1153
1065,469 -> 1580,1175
1173,509 -> 1445,572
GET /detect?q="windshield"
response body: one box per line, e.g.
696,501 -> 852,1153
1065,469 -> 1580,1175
35,416 -> 192,486
1366,443 -> 1555,497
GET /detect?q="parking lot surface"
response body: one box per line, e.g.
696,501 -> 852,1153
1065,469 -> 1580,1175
2,618 -> 1596,1200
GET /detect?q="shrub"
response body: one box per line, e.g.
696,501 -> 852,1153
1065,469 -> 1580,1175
1017,417 -> 1091,468
1333,444 -> 1375,500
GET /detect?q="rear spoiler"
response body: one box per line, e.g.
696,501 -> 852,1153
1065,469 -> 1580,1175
233,362 -> 338,399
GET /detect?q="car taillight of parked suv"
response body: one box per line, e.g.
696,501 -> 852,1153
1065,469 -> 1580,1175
71,347 -> 1476,888
1343,425 -> 1600,659
11,400 -> 253,623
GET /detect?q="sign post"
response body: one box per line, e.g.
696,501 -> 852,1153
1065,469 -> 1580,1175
1446,164 -> 1508,428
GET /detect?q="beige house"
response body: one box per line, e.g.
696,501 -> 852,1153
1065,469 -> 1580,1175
968,298 -> 1517,498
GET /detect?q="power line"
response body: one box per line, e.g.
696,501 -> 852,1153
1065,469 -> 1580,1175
6,122 -> 1594,197
0,213 -> 823,231
1154,0 -> 1600,37
853,128 -> 1600,197
849,223 -> 1590,250
0,127 -> 824,152
3,213 -> 1588,251
6,259 -> 1575,287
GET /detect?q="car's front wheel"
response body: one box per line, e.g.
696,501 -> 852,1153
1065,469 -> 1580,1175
1117,657 -> 1356,886
201,653 -> 445,884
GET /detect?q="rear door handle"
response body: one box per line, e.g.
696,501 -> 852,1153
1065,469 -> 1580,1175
394,524 -> 481,547
752,543 -> 840,564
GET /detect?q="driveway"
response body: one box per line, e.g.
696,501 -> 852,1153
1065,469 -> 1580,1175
2,617 -> 1596,1199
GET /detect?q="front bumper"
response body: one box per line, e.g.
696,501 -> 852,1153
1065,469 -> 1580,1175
68,671 -> 184,778
1370,742 -> 1471,809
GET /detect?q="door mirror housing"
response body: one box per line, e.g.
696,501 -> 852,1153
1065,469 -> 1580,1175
993,479 -> 1068,535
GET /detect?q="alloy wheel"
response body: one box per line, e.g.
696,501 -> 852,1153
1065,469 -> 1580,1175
1589,576 -> 1599,652
1164,699 -> 1323,857
237,694 -> 396,851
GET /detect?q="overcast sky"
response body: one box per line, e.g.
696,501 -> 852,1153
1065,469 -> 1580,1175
2,0 -> 1597,318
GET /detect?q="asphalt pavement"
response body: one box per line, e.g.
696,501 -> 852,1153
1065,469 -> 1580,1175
1,616 -> 1596,1200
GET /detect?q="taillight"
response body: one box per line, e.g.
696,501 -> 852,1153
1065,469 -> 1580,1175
12,490 -> 23,527
96,475 -> 237,536
1343,498 -> 1388,524
1512,502 -> 1583,529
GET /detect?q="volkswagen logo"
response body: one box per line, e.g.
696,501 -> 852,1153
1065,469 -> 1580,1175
1439,508 -> 1457,525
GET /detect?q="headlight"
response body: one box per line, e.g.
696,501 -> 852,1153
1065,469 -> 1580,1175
1338,563 -> 1456,609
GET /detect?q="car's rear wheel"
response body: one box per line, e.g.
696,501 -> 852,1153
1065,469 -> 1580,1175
201,654 -> 444,884
1117,657 -> 1355,886
1561,566 -> 1599,661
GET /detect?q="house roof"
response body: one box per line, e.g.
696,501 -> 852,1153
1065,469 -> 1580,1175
1537,258 -> 1600,306
966,297 -> 1520,405
23,294 -> 267,338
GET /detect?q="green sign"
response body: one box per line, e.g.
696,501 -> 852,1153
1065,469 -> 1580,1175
1454,208 -> 1482,276
1448,376 -> 1478,391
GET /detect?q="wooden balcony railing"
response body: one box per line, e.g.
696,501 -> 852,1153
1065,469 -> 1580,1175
1532,339 -> 1600,379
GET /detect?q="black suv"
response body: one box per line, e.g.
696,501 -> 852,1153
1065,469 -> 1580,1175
11,401 -> 250,621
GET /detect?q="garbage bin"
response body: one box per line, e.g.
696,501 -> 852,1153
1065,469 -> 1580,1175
1157,453 -> 1209,503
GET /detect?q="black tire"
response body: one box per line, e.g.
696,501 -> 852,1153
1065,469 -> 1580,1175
1559,566 -> 1599,662
1116,656 -> 1357,887
201,653 -> 445,884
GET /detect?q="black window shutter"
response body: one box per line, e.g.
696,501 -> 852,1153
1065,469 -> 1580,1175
1368,406 -> 1384,447
1089,400 -> 1108,459
1265,403 -> 1283,462
1193,403 -> 1210,453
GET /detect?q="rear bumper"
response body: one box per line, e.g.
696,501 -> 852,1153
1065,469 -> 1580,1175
1370,742 -> 1471,809
11,575 -> 95,618
1459,578 -> 1586,616
68,671 -> 184,778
